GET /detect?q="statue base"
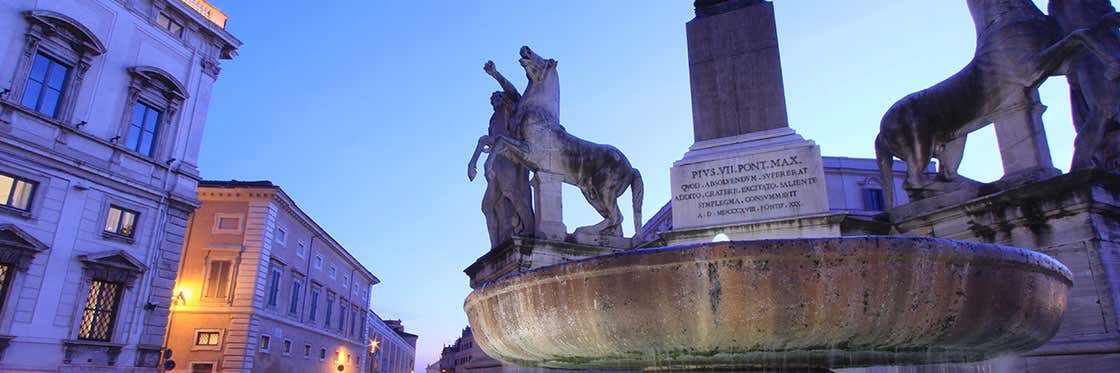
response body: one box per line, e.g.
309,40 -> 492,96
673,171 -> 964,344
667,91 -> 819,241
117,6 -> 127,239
669,127 -> 831,236
661,212 -> 846,246
464,236 -> 626,290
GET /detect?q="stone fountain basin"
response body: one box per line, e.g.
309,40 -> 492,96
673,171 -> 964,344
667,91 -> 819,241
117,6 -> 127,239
464,237 -> 1072,371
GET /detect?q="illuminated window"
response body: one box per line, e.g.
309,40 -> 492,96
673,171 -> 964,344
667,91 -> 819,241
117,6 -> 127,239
194,330 -> 221,346
156,13 -> 184,37
259,335 -> 271,352
282,339 -> 292,356
203,260 -> 233,299
77,280 -> 122,341
0,172 -> 37,211
126,101 -> 161,156
20,53 -> 69,118
104,206 -> 138,237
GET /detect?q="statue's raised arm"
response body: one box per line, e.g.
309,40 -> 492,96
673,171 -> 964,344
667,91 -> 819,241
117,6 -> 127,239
484,60 -> 521,102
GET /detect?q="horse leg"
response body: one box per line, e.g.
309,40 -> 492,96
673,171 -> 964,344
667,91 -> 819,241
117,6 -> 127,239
902,135 -> 936,200
574,185 -> 623,237
938,136 -> 967,182
489,135 -> 534,170
1036,27 -> 1120,82
1072,111 -> 1108,170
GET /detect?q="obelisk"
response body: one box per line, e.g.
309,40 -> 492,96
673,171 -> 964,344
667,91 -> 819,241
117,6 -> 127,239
668,0 -> 832,240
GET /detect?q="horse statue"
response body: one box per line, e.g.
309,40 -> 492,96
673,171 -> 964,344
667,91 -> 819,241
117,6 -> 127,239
481,46 -> 644,238
875,0 -> 1120,207
1050,0 -> 1120,171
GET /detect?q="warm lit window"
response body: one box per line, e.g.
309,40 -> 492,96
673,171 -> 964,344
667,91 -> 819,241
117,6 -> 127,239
195,330 -> 221,346
862,188 -> 886,211
126,101 -> 161,156
282,339 -> 292,356
266,267 -> 281,308
288,278 -> 302,315
203,260 -> 233,299
0,172 -> 37,211
104,206 -> 138,237
156,13 -> 184,37
259,335 -> 271,352
20,52 -> 70,118
77,280 -> 122,341
308,286 -> 320,321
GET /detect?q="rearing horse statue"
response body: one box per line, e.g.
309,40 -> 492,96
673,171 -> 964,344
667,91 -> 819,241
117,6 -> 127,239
483,46 -> 644,238
875,0 -> 1120,207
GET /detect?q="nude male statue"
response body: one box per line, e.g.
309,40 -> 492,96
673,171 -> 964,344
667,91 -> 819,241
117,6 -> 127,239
468,61 -> 535,249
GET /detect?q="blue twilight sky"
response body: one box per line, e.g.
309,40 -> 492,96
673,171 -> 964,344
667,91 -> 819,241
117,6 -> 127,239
198,0 -> 1114,368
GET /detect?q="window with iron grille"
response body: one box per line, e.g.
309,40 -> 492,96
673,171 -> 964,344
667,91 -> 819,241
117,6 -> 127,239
77,280 -> 122,341
0,264 -> 13,315
195,330 -> 221,346
21,52 -> 70,118
0,172 -> 37,211
104,205 -> 139,237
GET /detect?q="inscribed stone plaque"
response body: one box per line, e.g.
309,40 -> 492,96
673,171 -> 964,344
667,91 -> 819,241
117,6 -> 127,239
671,144 -> 828,230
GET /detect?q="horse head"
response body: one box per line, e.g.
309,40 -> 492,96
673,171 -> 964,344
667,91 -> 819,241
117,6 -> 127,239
518,46 -> 561,122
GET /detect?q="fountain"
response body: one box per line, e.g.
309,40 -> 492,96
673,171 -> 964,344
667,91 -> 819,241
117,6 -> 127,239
458,0 -> 1120,371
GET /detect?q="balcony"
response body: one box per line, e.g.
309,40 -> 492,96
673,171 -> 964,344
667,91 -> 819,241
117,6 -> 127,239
179,0 -> 228,28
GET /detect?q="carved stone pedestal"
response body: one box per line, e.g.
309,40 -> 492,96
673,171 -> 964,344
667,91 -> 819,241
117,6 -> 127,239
880,170 -> 1120,372
464,236 -> 625,290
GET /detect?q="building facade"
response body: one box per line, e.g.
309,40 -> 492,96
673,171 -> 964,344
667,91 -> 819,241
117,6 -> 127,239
0,0 -> 237,370
366,312 -> 417,373
166,181 -> 378,373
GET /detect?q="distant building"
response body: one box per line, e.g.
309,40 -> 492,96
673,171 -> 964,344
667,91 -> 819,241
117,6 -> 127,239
366,312 -> 417,373
166,180 -> 378,373
0,0 -> 238,370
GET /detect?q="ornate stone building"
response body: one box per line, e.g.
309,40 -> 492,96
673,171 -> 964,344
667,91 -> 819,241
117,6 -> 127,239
366,312 -> 417,373
0,0 -> 238,370
166,180 -> 378,373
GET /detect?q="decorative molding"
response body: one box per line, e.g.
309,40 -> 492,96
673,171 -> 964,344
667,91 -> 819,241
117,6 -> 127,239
77,250 -> 148,288
0,224 -> 48,271
200,56 -> 222,78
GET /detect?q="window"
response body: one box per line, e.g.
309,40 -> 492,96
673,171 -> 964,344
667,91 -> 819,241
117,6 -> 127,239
288,277 -> 302,315
282,339 -> 292,356
194,330 -> 221,346
329,265 -> 337,279
266,267 -> 281,308
103,206 -> 138,237
20,53 -> 70,118
314,255 -> 323,269
125,101 -> 161,156
0,172 -> 37,211
259,335 -> 271,352
296,241 -> 306,258
303,344 -> 311,358
338,300 -> 346,332
0,264 -> 14,316
275,226 -> 287,245
308,286 -> 321,321
156,13 -> 184,37
862,188 -> 886,211
77,280 -> 122,341
319,347 -> 326,361
325,294 -> 335,328
349,308 -> 357,336
343,273 -> 349,288
213,214 -> 242,233
190,363 -> 215,373
203,259 -> 233,299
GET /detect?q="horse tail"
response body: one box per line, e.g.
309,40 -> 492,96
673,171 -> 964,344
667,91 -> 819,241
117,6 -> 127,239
875,134 -> 896,209
630,167 -> 644,237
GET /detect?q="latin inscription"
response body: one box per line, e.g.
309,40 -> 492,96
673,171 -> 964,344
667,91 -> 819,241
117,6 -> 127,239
671,145 -> 828,229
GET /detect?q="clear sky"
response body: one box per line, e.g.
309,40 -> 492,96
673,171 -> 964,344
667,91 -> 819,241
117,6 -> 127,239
198,0 -> 1114,368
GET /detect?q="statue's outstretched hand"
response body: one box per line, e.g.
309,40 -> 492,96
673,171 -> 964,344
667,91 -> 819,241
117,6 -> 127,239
468,165 -> 478,181
484,60 -> 496,75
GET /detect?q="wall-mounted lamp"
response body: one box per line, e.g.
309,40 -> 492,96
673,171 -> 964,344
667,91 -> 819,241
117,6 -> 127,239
172,290 -> 187,307
165,157 -> 177,165
109,136 -> 121,143
75,121 -> 87,129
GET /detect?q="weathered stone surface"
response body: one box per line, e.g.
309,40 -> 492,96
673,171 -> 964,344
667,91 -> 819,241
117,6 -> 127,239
465,237 -> 1071,371
687,1 -> 789,142
463,236 -> 625,290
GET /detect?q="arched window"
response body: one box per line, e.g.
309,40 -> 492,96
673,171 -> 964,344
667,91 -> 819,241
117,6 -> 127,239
117,66 -> 188,159
9,10 -> 106,122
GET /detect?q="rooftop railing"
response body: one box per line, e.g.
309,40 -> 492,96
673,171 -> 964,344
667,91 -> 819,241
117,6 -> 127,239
180,0 -> 228,29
